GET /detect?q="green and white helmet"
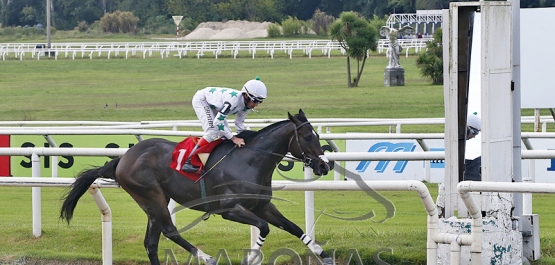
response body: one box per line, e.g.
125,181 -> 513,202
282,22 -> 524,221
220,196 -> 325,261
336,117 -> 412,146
242,76 -> 267,102
467,112 -> 481,131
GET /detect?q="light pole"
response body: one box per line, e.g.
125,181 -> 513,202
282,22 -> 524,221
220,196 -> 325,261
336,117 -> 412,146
46,0 -> 51,48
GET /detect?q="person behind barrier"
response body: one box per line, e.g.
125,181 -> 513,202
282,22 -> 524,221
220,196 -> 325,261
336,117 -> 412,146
466,112 -> 481,140
437,112 -> 482,217
464,112 -> 482,181
181,76 -> 267,173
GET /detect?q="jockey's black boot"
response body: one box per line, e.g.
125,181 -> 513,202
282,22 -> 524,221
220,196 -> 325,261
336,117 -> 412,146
181,142 -> 202,173
181,158 -> 200,172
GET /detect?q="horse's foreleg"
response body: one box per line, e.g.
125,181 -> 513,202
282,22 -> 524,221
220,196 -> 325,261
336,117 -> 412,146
220,204 -> 269,265
254,202 -> 333,265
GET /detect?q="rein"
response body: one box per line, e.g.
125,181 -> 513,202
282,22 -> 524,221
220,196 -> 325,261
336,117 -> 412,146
244,121 -> 311,164
197,120 -> 313,181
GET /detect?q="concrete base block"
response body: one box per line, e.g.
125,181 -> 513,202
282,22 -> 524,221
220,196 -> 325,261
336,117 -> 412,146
384,67 -> 405,86
437,217 -> 523,264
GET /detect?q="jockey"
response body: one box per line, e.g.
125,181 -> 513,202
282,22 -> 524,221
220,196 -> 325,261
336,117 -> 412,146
181,76 -> 267,173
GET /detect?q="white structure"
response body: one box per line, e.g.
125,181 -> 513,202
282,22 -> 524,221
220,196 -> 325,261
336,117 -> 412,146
439,1 -> 544,264
386,10 -> 442,35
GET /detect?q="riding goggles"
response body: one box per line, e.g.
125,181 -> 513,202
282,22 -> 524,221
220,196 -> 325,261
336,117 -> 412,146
247,93 -> 264,104
467,126 -> 480,137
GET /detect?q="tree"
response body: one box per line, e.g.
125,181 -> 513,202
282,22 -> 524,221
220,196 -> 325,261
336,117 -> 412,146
116,0 -> 166,27
20,5 -> 39,25
330,11 -> 378,87
416,28 -> 443,84
214,0 -> 281,22
165,0 -> 215,25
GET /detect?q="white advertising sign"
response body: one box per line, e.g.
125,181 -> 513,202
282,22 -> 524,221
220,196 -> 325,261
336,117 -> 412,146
520,8 -> 555,108
346,139 -> 446,183
346,139 -> 555,183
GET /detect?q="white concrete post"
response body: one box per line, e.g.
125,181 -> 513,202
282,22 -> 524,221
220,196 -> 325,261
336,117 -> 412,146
304,166 -> 315,240
88,186 -> 112,265
32,153 -> 41,237
168,199 -> 176,225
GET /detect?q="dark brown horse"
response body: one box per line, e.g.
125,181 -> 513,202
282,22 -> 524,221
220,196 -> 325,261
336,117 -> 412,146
60,109 -> 332,265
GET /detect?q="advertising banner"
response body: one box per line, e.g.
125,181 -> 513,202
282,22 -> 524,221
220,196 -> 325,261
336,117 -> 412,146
0,135 -> 9,176
346,139 -> 445,182
346,139 -> 555,183
5,135 -> 341,180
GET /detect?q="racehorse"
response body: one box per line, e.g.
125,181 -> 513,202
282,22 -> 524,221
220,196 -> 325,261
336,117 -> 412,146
60,109 -> 332,265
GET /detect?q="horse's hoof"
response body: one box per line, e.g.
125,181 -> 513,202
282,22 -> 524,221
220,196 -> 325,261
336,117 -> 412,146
241,256 -> 262,265
322,257 -> 334,265
205,257 -> 217,265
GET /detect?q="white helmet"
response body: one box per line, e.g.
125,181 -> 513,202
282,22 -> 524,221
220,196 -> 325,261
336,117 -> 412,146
467,112 -> 481,131
242,76 -> 267,102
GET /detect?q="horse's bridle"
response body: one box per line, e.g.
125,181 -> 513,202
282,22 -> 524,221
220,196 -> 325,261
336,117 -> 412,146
238,120 -> 318,166
289,121 -> 315,166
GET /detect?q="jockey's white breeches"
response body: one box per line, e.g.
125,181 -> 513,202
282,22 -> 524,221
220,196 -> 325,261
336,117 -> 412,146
191,96 -> 229,143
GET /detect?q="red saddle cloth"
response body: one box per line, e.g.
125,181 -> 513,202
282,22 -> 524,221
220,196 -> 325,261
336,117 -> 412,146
170,137 -> 222,181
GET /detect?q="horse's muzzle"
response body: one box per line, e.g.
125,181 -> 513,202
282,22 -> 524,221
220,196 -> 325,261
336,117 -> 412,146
307,156 -> 330,176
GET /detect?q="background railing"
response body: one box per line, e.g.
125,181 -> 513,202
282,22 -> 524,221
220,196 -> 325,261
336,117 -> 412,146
0,39 -> 434,60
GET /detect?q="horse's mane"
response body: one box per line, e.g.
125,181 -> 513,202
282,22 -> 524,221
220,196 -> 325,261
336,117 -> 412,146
236,113 -> 308,143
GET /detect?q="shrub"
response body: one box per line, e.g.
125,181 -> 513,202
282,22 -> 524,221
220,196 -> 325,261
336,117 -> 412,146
281,16 -> 302,37
416,28 -> 443,84
143,15 -> 173,35
99,11 -> 139,34
266,23 -> 281,38
311,9 -> 334,36
300,20 -> 312,34
76,21 -> 89,32
3,27 -> 17,36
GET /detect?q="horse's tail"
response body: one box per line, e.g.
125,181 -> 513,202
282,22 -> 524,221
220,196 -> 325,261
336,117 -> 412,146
60,157 -> 121,224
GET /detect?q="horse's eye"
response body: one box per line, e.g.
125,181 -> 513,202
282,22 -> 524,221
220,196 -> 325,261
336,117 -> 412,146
304,135 -> 312,141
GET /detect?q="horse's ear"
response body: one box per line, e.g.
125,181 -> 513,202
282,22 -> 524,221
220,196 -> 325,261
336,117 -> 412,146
288,112 -> 300,123
298,109 -> 305,116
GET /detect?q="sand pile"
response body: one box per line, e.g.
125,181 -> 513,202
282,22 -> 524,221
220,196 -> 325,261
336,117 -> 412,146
184,20 -> 274,40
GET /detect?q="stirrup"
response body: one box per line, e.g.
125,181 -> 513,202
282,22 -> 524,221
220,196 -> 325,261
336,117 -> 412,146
181,161 -> 200,173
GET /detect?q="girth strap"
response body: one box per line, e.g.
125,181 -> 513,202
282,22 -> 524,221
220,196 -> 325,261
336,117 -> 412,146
199,178 -> 211,215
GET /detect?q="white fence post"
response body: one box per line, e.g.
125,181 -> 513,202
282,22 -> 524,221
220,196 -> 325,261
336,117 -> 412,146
31,153 -> 41,237
88,186 -> 113,265
304,166 -> 315,240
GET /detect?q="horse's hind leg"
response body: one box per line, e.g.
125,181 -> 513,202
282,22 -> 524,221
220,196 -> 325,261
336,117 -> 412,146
129,190 -> 216,265
143,218 -> 164,263
253,202 -> 333,265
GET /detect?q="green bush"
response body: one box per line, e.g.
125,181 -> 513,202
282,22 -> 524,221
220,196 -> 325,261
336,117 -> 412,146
99,11 -> 139,34
180,17 -> 198,31
266,23 -> 281,38
281,16 -> 302,37
75,21 -> 89,32
416,28 -> 443,84
143,15 -> 174,35
2,27 -> 17,36
310,9 -> 334,36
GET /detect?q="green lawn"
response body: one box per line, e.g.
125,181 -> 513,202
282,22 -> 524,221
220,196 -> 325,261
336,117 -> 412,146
0,45 -> 554,264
